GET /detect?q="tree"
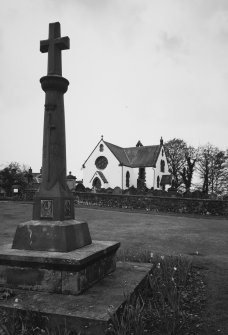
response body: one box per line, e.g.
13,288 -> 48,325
197,144 -> 225,195
0,162 -> 28,197
217,150 -> 228,196
180,146 -> 197,192
165,139 -> 197,191
164,138 -> 187,189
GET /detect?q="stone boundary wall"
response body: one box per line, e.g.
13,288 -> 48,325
74,192 -> 228,216
11,190 -> 228,216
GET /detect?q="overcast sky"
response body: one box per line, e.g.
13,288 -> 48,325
1,0 -> 228,177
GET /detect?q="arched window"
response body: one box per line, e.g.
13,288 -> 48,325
162,149 -> 164,156
157,176 -> 160,189
126,171 -> 130,188
99,144 -> 104,152
160,160 -> 165,172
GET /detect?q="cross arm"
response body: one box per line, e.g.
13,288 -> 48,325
40,37 -> 70,53
56,36 -> 70,50
40,40 -> 49,53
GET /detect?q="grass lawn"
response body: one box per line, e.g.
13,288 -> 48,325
0,201 -> 228,334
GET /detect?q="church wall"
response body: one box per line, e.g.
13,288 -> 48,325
145,168 -> 155,189
130,168 -> 138,188
82,141 -> 122,189
122,166 -> 136,189
154,145 -> 170,190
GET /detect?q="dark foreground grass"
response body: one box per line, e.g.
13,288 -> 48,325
0,250 -> 206,335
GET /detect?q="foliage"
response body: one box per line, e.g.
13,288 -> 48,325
0,162 -> 29,197
164,138 -> 187,189
217,150 -> 228,197
164,139 -> 197,191
180,146 -> 197,192
108,251 -> 206,335
196,144 -> 225,195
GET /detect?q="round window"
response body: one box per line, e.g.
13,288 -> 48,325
95,156 -> 108,170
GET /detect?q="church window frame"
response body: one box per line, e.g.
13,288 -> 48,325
160,160 -> 165,173
95,156 -> 108,170
99,144 -> 104,152
157,176 -> 160,189
126,171 -> 130,188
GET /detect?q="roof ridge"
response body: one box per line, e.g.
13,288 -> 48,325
124,145 -> 160,151
104,141 -> 123,149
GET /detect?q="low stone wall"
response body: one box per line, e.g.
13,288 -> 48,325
74,192 -> 228,216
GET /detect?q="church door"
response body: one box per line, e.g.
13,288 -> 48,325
93,177 -> 101,190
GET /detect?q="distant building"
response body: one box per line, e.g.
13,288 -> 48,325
26,168 -> 76,192
66,171 -> 77,191
82,136 -> 171,191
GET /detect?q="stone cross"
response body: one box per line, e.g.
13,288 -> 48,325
40,22 -> 70,76
32,22 -> 75,221
12,22 -> 92,252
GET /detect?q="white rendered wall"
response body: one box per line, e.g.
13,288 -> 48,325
154,146 -> 170,190
82,141 -> 122,189
122,166 -> 136,189
145,168 -> 155,189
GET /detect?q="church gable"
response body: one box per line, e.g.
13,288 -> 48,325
82,137 -> 122,189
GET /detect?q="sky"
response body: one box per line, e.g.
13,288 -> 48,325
1,0 -> 228,178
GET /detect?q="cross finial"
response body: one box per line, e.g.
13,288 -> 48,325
40,22 -> 70,76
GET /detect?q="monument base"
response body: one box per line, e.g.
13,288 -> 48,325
0,262 -> 151,335
0,241 -> 120,295
12,220 -> 92,252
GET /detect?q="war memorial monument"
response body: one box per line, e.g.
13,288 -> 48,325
0,23 -> 150,334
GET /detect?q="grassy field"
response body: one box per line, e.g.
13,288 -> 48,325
0,201 -> 228,334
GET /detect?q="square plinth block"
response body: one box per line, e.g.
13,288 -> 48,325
12,220 -> 92,252
0,240 -> 120,295
0,262 -> 151,335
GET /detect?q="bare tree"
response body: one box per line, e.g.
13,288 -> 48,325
164,138 -> 187,189
165,139 -> 197,191
180,146 -> 197,192
217,150 -> 228,196
197,144 -> 225,195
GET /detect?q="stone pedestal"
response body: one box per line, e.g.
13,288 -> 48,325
0,262 -> 151,334
0,241 -> 120,295
12,220 -> 92,252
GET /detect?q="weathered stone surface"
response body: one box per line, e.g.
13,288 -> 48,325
0,241 -> 120,295
0,262 -> 151,334
12,220 -> 92,252
0,266 -> 61,292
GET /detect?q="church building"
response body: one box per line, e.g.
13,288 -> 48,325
82,137 -> 171,191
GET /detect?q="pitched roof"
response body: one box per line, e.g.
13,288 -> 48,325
104,142 -> 130,166
104,141 -> 161,167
